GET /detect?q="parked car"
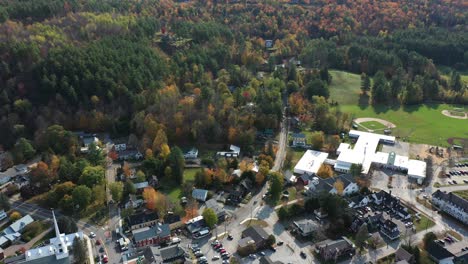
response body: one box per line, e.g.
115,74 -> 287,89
453,180 -> 458,184
259,252 -> 266,256
227,234 -> 233,240
220,249 -> 226,254
300,251 -> 307,259
89,232 -> 96,238
102,255 -> 108,263
214,244 -> 223,249
277,241 -> 284,246
249,254 -> 256,259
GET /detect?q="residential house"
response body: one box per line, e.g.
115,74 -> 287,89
216,145 -> 241,158
192,189 -> 208,202
184,148 -> 198,160
132,223 -> 171,248
426,242 -> 455,264
205,199 -> 227,222
128,211 -> 159,230
0,215 -> 34,247
347,195 -> 371,208
380,219 -> 400,240
144,244 -> 185,263
117,149 -> 143,160
306,174 -> 359,197
228,178 -> 252,205
315,237 -> 356,261
293,219 -> 318,237
164,213 -> 182,230
134,181 -> 149,192
185,216 -> 206,236
314,209 -> 329,221
395,247 -> 414,264
0,210 -> 7,221
113,138 -> 127,152
432,190 -> 468,225
241,226 -> 269,250
291,133 -> 306,147
79,134 -> 99,153
125,195 -> 144,209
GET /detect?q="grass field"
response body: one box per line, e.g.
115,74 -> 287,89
183,168 -> 200,182
359,121 -> 388,131
339,104 -> 468,146
329,70 -> 362,105
453,190 -> 468,200
414,214 -> 435,232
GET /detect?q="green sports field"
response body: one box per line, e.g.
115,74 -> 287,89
359,121 -> 388,131
340,104 -> 467,146
327,70 -> 467,146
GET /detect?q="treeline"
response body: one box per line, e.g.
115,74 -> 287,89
0,0 -> 467,151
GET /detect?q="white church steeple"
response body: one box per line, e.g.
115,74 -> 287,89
52,210 -> 69,259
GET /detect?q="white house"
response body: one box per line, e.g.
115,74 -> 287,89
305,174 -> 358,197
432,190 -> 468,225
184,148 -> 198,159
216,145 -> 241,157
113,138 -> 127,152
291,133 -> 306,147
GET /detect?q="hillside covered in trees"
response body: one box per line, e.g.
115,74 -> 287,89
0,0 -> 467,150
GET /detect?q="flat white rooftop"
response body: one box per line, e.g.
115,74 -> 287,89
294,150 -> 329,175
407,159 -> 427,178
336,130 -> 396,174
335,130 -> 426,181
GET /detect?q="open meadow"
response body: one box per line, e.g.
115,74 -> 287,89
328,70 -> 467,146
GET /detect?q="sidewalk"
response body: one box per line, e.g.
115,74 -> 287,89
274,198 -> 303,210
4,227 -> 52,256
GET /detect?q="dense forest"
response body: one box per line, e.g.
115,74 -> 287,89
0,0 -> 467,151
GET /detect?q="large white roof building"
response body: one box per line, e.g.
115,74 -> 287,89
294,150 -> 329,175
334,130 -> 426,184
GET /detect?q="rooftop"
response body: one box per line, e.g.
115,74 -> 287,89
433,190 -> 468,213
242,226 -> 269,244
294,150 -> 329,175
128,211 -> 158,227
132,224 -> 170,242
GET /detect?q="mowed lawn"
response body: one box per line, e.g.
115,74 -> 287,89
329,70 -> 363,105
359,121 -> 388,131
340,104 -> 468,146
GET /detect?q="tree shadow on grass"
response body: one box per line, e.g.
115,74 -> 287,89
358,93 -> 370,110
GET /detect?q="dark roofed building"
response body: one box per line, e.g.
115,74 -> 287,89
395,247 -> 414,264
432,190 -> 468,225
241,226 -> 269,249
315,237 -> 355,261
128,211 -> 159,230
144,244 -> 185,263
426,242 -> 454,263
259,256 -> 284,264
205,199 -> 227,222
380,219 -> 400,240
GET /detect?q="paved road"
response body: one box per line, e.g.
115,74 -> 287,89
10,200 -> 117,263
200,110 -> 292,263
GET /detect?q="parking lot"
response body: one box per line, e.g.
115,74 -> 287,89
443,162 -> 468,185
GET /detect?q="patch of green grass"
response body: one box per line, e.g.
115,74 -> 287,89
339,104 -> 468,146
453,190 -> 468,200
359,121 -> 388,131
243,219 -> 269,228
414,214 -> 435,232
168,188 -> 182,203
329,70 -> 363,105
183,168 -> 200,182
291,148 -> 306,165
377,253 -> 395,264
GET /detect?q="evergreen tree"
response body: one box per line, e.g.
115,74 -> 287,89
371,71 -> 390,104
72,237 -> 87,263
361,73 -> 371,94
450,71 -> 462,91
168,146 -> 185,184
